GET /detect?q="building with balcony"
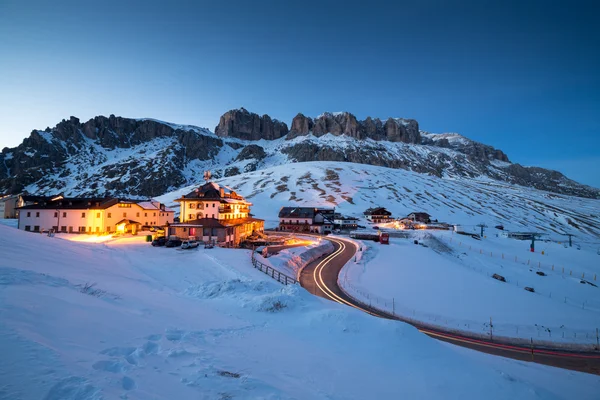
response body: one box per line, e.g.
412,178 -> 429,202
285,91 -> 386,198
167,179 -> 264,247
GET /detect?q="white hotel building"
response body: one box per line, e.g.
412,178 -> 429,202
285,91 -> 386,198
17,196 -> 174,234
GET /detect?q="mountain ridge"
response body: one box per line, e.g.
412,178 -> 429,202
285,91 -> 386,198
0,110 -> 598,200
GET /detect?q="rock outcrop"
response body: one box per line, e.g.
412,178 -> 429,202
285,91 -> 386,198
215,108 -> 288,140
287,111 -> 420,143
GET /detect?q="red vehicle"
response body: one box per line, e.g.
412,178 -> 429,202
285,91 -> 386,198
379,232 -> 389,244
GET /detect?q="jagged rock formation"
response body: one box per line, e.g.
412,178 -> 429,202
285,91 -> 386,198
215,108 -> 288,140
0,115 -> 222,196
0,110 -> 598,200
288,111 -> 420,143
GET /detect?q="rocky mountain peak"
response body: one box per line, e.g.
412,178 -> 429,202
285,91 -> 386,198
215,108 -> 288,141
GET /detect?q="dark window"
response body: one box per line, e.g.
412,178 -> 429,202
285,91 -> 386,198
68,226 -> 73,233
61,226 -> 67,232
63,212 -> 67,218
153,212 -> 156,217
33,226 -> 39,231
96,213 -> 100,218
52,226 -> 58,231
25,225 -> 31,231
136,212 -> 140,217
36,212 -> 40,217
95,227 -> 100,233
79,226 -> 85,232
81,212 -> 85,218
54,212 -> 58,217
107,213 -> 112,218
212,203 -> 215,208
27,212 -> 31,217
144,212 -> 147,217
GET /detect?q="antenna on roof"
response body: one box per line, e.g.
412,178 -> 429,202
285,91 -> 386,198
203,170 -> 212,183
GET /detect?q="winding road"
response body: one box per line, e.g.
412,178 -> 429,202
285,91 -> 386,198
298,235 -> 600,375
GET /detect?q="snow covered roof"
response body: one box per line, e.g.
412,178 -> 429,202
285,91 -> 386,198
136,201 -> 174,212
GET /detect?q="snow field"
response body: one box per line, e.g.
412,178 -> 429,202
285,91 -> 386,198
2,224 -> 600,398
339,231 -> 600,347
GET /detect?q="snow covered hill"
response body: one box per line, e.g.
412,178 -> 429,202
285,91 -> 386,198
1,112 -> 598,199
158,161 -> 600,241
1,224 -> 599,399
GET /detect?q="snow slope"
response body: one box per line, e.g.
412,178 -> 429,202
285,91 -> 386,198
157,161 -> 600,242
2,225 -> 600,398
339,231 -> 600,346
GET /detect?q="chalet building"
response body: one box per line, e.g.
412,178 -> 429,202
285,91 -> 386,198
406,212 -> 431,224
0,194 -> 19,219
364,207 -> 393,223
333,214 -> 359,230
278,207 -> 335,234
17,196 -> 174,234
166,179 -> 264,247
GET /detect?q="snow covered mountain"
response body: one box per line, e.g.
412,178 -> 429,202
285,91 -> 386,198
1,109 -> 598,201
157,161 -> 600,242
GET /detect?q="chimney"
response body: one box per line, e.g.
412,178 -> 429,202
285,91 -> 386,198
220,188 -> 224,198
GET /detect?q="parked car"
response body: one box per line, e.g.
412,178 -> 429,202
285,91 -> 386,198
181,240 -> 200,250
165,239 -> 183,248
151,237 -> 167,247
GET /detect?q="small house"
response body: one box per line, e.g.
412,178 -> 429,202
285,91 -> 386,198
406,212 -> 431,224
278,206 -> 335,234
333,214 -> 359,230
364,207 -> 393,223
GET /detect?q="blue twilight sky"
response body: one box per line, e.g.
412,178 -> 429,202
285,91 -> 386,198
0,0 -> 599,187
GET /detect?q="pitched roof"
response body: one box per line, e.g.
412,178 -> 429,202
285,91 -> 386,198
176,181 -> 249,203
18,197 -> 117,210
278,207 -> 316,218
364,207 -> 391,215
115,219 -> 141,226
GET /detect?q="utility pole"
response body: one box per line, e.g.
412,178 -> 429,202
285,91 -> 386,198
476,223 -> 488,238
563,233 -> 574,247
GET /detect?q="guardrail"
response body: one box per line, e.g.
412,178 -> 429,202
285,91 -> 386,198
251,255 -> 298,286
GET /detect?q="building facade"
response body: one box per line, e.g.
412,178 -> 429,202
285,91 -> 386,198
17,196 -> 174,234
0,194 -> 19,219
333,215 -> 359,230
167,180 -> 264,247
278,207 -> 335,234
364,207 -> 393,223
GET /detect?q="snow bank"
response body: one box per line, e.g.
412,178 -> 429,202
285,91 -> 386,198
2,224 -> 600,399
255,240 -> 334,279
339,232 -> 600,349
